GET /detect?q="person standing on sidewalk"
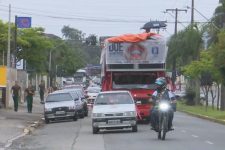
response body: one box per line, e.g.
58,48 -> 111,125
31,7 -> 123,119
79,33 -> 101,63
39,80 -> 45,104
25,83 -> 35,113
11,81 -> 21,112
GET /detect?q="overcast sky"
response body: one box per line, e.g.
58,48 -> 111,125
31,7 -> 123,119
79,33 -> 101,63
0,0 -> 219,38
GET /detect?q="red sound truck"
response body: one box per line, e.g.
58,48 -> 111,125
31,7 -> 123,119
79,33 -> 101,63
100,33 -> 168,122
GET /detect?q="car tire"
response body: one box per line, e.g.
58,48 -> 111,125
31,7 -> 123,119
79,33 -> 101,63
132,125 -> 138,132
45,118 -> 49,124
73,113 -> 78,121
92,127 -> 99,134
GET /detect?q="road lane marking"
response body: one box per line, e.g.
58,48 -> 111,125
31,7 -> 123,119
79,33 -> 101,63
191,135 -> 199,138
4,133 -> 26,148
181,130 -> 186,133
205,141 -> 214,145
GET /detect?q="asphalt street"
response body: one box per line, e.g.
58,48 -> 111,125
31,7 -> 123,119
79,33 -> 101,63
7,112 -> 225,150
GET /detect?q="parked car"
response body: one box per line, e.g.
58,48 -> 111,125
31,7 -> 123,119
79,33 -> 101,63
92,91 -> 138,134
44,90 -> 78,124
63,88 -> 88,117
74,89 -> 88,117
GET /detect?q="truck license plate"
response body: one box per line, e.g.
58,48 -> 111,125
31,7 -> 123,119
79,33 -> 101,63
108,120 -> 120,125
55,111 -> 65,115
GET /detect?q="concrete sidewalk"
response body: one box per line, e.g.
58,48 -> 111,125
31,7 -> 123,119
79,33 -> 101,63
0,95 -> 43,149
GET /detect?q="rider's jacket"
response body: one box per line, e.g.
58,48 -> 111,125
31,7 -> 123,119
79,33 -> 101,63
151,89 -> 176,111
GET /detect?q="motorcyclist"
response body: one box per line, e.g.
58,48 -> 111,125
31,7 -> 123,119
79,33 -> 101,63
150,77 -> 176,131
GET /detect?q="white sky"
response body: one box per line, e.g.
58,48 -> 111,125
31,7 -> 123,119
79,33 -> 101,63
0,0 -> 219,38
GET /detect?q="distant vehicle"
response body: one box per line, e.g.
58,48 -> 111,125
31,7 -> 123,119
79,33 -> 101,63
92,91 -> 138,134
44,90 -> 78,124
74,69 -> 87,87
86,86 -> 101,108
63,84 -> 84,91
92,76 -> 101,85
64,77 -> 74,85
174,90 -> 186,100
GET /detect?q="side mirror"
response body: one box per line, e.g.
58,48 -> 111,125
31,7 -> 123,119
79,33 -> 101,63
74,98 -> 79,101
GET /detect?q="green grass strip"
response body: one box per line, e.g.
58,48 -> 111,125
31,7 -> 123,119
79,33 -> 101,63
177,101 -> 225,121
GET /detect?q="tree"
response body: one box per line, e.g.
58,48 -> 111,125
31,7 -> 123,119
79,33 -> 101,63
0,20 -> 8,65
62,25 -> 85,42
183,51 -> 222,110
167,25 -> 202,103
211,30 -> 225,111
85,34 -> 97,46
17,27 -> 53,73
167,25 -> 202,69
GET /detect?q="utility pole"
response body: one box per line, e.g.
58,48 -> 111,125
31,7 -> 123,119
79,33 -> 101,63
14,15 -> 18,68
191,0 -> 194,25
6,4 -> 11,108
166,8 -> 187,91
166,8 -> 187,35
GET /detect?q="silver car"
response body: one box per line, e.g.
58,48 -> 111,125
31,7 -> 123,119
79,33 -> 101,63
44,90 -> 79,124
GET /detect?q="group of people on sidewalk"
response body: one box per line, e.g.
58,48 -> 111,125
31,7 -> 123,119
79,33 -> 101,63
11,80 -> 51,113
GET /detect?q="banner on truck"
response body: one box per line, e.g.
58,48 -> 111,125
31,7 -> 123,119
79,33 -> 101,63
105,40 -> 167,64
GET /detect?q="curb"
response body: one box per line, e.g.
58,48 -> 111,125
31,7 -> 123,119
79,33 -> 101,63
178,110 -> 225,125
23,118 -> 44,134
4,118 -> 44,149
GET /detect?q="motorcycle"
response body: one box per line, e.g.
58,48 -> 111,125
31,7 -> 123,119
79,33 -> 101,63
157,100 -> 171,140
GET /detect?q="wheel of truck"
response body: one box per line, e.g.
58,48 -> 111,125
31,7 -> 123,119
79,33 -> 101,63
92,127 -> 99,134
132,125 -> 138,132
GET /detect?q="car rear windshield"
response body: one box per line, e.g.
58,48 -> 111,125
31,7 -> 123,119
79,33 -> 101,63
95,93 -> 133,105
46,93 -> 72,102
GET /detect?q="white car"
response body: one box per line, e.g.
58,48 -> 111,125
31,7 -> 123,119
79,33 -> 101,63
44,90 -> 79,124
86,86 -> 101,109
92,91 -> 138,134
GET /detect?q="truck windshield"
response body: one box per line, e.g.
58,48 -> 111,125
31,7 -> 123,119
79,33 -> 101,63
112,73 -> 157,90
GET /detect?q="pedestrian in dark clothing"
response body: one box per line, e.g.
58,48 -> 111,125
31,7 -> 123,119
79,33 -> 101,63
39,80 -> 45,104
25,83 -> 35,113
11,81 -> 21,112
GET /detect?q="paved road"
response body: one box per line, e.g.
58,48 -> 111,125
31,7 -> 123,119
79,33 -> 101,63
7,112 -> 225,150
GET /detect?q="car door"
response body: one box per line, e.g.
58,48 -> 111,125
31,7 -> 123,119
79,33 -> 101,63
71,92 -> 82,110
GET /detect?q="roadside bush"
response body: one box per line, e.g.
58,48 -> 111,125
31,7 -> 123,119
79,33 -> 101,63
185,88 -> 196,105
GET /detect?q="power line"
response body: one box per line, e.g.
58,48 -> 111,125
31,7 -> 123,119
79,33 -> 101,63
186,5 -> 220,30
0,4 -> 149,21
166,8 -> 187,34
163,11 -> 186,28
